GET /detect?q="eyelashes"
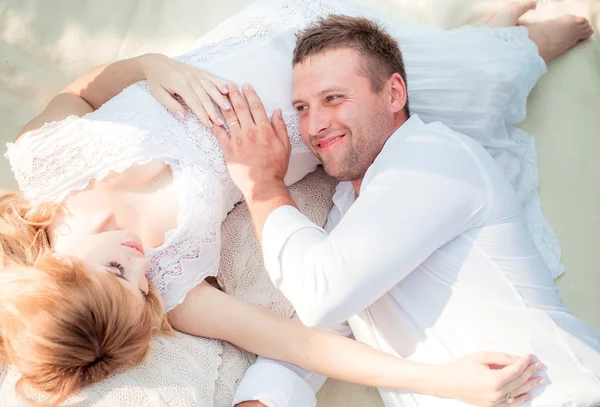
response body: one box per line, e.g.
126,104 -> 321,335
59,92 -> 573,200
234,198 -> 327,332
108,261 -> 126,277
107,261 -> 149,300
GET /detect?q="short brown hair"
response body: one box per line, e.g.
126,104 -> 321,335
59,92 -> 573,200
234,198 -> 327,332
293,15 -> 409,114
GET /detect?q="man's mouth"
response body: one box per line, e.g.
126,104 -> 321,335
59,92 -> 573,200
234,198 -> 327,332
316,135 -> 344,151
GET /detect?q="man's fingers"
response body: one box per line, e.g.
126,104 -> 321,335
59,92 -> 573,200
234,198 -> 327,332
151,85 -> 186,120
271,109 -> 290,147
242,84 -> 269,126
211,124 -> 230,150
227,83 -> 254,127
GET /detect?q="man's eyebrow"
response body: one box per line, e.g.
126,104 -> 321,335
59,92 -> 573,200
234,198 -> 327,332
292,87 -> 351,105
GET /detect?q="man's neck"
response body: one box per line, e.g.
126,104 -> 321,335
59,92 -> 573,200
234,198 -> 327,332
351,179 -> 363,195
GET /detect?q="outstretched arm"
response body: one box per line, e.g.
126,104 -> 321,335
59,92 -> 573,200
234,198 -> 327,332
168,282 -> 541,406
17,54 -> 230,139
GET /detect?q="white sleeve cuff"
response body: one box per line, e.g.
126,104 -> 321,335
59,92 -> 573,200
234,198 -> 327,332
261,205 -> 325,285
232,362 -> 317,407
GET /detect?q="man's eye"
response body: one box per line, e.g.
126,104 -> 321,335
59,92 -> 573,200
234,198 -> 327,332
326,95 -> 341,102
295,105 -> 308,112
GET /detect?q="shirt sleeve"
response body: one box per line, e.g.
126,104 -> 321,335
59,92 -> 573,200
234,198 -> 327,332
262,133 -> 490,327
232,317 -> 352,407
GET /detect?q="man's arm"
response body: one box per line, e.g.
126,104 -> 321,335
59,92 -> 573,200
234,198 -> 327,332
213,85 -> 488,327
233,317 -> 352,407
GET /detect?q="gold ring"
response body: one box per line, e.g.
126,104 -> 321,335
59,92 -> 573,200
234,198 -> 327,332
227,120 -> 239,127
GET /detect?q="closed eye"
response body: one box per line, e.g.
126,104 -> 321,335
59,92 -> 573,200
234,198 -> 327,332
107,261 -> 126,279
107,261 -> 149,300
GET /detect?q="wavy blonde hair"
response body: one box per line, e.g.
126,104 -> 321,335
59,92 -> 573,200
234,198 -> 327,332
0,192 -> 172,406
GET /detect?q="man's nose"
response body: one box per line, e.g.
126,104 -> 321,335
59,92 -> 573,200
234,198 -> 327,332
307,106 -> 332,136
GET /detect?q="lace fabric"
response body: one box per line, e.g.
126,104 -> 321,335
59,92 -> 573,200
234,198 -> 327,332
3,0 -> 563,405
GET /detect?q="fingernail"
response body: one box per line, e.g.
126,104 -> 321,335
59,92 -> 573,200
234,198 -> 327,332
536,363 -> 544,370
222,86 -> 229,93
223,102 -> 231,110
538,378 -> 546,384
218,118 -> 225,126
277,109 -> 283,118
242,83 -> 250,90
175,110 -> 185,120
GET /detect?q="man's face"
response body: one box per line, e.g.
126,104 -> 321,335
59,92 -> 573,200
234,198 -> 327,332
292,48 -> 396,181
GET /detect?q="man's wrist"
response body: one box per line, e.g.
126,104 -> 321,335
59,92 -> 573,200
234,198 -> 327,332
246,178 -> 289,202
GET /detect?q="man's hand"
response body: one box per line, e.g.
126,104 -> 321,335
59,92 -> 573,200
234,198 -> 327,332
212,83 -> 297,245
212,83 -> 291,199
235,402 -> 268,407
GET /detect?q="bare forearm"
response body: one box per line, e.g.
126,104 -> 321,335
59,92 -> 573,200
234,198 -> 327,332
62,55 -> 147,110
18,55 -> 149,138
245,181 -> 296,247
169,283 -> 445,396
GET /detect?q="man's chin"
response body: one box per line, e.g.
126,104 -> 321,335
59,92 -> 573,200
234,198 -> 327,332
322,163 -> 352,182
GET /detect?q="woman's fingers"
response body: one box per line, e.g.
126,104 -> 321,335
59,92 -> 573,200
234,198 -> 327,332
178,85 -> 212,128
198,74 -> 231,118
149,84 -> 186,120
497,393 -> 531,406
497,354 -> 532,386
510,376 -> 544,399
202,71 -> 229,95
502,362 -> 543,396
191,81 -> 222,127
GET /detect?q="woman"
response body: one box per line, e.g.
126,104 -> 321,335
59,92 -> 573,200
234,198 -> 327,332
1,0 -> 591,405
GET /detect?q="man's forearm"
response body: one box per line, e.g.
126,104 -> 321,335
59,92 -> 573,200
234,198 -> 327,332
245,180 -> 296,247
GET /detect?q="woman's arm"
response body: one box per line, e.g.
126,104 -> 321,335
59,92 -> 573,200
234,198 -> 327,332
169,282 -> 541,406
18,57 -> 145,137
17,54 -> 230,139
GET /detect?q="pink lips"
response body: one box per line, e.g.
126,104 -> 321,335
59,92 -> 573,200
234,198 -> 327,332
122,241 -> 145,255
316,135 -> 344,152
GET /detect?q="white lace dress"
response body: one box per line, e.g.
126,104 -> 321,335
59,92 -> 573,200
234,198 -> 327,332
4,0 -> 560,404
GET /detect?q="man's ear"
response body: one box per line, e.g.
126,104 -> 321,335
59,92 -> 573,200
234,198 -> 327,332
388,73 -> 408,114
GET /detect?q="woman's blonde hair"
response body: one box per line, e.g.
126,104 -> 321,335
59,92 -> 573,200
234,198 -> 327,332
0,191 -> 56,267
0,192 -> 172,406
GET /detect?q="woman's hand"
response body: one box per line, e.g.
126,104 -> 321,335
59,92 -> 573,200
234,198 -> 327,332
430,352 -> 543,406
137,53 -> 231,128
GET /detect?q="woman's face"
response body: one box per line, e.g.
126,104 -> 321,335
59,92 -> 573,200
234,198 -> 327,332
49,211 -> 150,301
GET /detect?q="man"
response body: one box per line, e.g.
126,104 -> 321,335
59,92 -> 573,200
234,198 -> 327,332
214,13 -> 600,407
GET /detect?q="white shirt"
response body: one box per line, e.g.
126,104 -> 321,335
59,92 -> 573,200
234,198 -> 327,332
233,115 -> 600,406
